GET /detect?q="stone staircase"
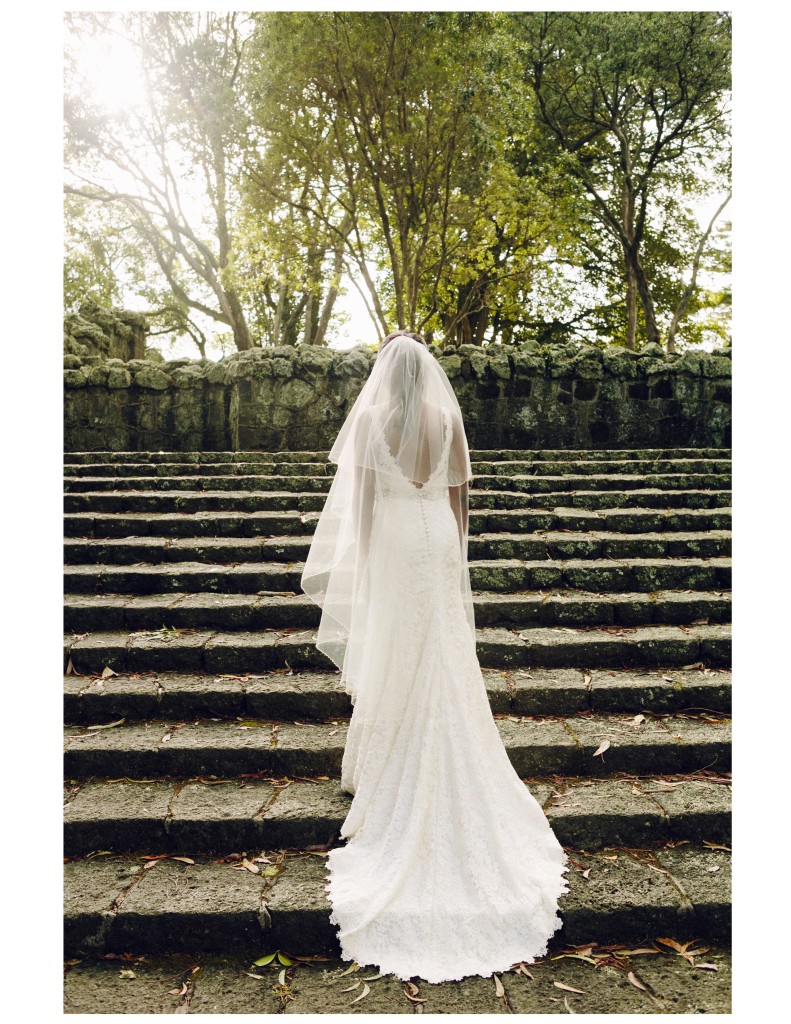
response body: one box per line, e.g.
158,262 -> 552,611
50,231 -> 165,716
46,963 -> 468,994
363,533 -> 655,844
64,448 -> 732,973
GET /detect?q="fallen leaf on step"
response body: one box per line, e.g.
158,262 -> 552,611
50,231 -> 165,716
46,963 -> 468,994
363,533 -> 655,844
86,718 -> 125,730
101,666 -> 118,679
514,963 -> 534,979
632,714 -> 646,728
240,859 -> 260,874
627,972 -> 647,991
340,980 -> 360,992
169,856 -> 195,865
351,982 -> 371,1003
554,982 -> 586,994
593,740 -> 610,758
65,659 -> 75,676
119,969 -> 136,979
694,963 -> 718,971
494,974 -> 505,997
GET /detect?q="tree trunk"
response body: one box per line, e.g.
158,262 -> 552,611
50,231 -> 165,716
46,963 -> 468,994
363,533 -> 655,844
313,214 -> 353,346
225,289 -> 254,350
302,291 -> 314,346
272,281 -> 286,346
631,251 -> 661,347
624,259 -> 638,350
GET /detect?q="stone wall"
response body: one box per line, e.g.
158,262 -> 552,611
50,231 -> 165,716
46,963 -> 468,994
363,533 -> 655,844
64,300 -> 150,362
63,341 -> 732,451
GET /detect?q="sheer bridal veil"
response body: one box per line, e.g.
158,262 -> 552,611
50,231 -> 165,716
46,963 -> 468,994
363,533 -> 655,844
300,332 -> 475,701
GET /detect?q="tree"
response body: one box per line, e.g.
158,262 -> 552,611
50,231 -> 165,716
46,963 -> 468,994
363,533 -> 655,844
242,10 -> 516,342
64,11 -> 257,351
508,10 -> 731,349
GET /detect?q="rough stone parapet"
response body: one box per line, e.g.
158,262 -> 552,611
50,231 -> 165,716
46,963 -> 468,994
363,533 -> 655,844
64,340 -> 732,451
64,299 -> 150,362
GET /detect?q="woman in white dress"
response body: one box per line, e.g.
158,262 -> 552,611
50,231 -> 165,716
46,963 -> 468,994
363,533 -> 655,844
301,330 -> 568,983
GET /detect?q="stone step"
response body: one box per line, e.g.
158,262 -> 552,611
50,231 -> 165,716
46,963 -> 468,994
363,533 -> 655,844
64,447 -> 733,465
63,842 -> 731,955
64,623 -> 731,674
64,712 -> 730,780
63,668 -> 733,724
64,589 -> 731,634
63,555 -> 731,596
63,529 -> 732,567
64,506 -> 733,538
63,457 -> 733,478
64,488 -> 732,514
61,947 -> 733,1014
63,471 -> 732,494
63,774 -> 731,856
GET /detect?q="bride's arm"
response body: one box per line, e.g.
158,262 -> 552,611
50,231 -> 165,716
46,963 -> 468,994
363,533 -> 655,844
355,462 -> 376,557
352,407 -> 376,560
448,480 -> 468,551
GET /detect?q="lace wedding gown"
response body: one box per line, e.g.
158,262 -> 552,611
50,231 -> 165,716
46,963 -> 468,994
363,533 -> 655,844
322,407 -> 569,984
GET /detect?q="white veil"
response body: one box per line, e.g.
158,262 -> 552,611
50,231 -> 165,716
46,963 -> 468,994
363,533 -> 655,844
300,333 -> 475,701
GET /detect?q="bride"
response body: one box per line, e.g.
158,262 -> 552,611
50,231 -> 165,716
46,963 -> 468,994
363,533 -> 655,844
301,330 -> 568,984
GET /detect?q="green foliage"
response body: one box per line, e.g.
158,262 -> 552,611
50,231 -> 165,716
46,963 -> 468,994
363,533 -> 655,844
63,10 -> 731,353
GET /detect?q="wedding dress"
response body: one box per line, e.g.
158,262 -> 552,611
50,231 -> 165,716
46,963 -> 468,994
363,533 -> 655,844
301,334 -> 568,984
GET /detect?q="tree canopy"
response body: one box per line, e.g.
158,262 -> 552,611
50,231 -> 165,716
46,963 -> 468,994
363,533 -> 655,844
64,10 -> 731,354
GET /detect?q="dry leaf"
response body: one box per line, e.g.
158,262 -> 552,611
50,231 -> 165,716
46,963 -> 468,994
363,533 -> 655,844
655,938 -> 687,954
170,856 -> 194,865
65,659 -> 75,676
86,718 -> 125,730
632,714 -> 646,727
101,666 -> 118,679
515,963 -> 534,979
581,868 -> 592,880
340,981 -> 361,992
119,969 -> 136,979
695,963 -> 718,971
593,740 -> 611,758
244,972 -> 266,980
494,974 -> 505,997
564,996 -> 574,1013
627,972 -> 647,991
351,982 -> 371,1003
240,859 -> 260,874
554,982 -> 586,994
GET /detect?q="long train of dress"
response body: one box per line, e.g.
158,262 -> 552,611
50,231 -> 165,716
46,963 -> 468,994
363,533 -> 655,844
322,422 -> 569,983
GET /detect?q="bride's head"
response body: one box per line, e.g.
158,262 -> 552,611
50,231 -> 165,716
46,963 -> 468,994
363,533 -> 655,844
378,331 -> 428,422
380,330 -> 427,350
